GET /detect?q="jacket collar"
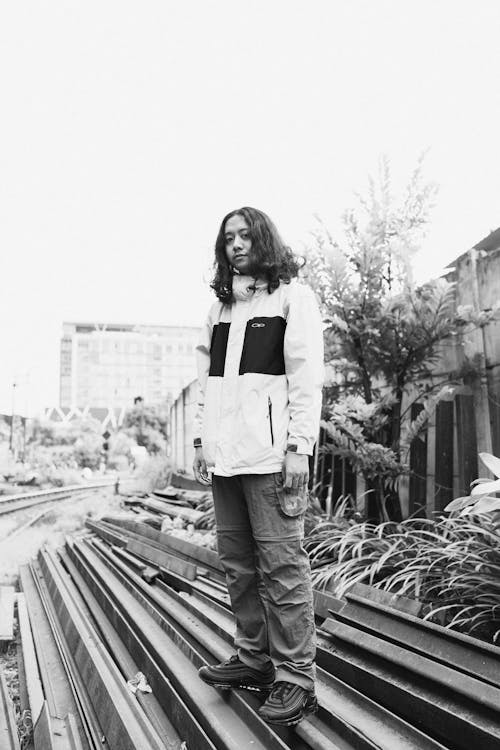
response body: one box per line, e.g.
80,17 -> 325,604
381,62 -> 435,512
232,274 -> 268,301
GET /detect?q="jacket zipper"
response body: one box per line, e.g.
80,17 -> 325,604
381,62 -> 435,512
268,396 -> 274,446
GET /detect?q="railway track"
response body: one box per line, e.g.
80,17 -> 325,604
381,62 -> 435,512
0,480 -> 118,516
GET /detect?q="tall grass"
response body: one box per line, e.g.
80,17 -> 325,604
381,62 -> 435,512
304,512 -> 500,643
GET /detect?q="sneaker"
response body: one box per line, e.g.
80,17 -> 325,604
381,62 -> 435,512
198,654 -> 275,692
257,681 -> 318,726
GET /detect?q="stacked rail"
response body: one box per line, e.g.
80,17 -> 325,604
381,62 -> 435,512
13,511 -> 451,750
11,498 -> 500,749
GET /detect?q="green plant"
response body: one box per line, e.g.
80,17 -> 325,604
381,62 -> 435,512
122,403 -> 169,455
305,491 -> 500,643
136,455 -> 172,492
305,158 -> 492,521
445,452 -> 500,515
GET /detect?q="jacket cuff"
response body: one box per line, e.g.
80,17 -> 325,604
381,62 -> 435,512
287,439 -> 313,456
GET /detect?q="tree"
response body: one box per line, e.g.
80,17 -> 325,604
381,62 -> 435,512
306,158 -> 475,521
122,402 -> 169,455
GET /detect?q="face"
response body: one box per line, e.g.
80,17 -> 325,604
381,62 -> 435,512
224,214 -> 252,274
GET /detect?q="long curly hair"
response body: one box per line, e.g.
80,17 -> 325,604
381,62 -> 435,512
210,207 -> 303,304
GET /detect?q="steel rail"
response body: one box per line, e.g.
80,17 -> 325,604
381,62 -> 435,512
16,593 -> 44,727
88,518 -> 232,606
67,540 -> 220,750
20,562 -> 94,750
29,557 -> 103,750
0,668 -> 20,750
323,618 -> 500,713
87,525 -> 473,749
36,548 -> 167,750
81,535 -> 448,750
338,589 -> 500,688
317,622 -> 500,750
0,481 -> 115,516
148,566 -> 450,750
101,515 -> 225,577
69,538 -> 293,750
57,546 -> 183,750
95,514 -> 500,747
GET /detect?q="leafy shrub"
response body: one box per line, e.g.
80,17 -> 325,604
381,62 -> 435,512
305,511 -> 500,643
136,456 -> 172,492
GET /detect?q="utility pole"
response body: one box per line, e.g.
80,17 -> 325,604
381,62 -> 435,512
9,382 -> 17,455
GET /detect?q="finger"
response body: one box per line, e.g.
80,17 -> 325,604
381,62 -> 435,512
300,472 -> 309,493
194,462 -> 204,484
283,470 -> 292,489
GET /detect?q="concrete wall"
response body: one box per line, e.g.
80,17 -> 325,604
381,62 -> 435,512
169,379 -> 198,475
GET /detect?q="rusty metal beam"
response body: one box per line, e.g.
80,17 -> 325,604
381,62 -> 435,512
16,592 -> 44,726
36,548 -> 167,750
19,563 -> 94,749
341,589 -> 500,688
70,537 -> 290,750
319,620 -> 500,750
82,535 -> 446,750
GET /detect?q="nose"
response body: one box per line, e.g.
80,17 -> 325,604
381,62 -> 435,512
233,235 -> 243,250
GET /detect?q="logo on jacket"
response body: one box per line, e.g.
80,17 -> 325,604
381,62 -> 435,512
251,322 -> 266,328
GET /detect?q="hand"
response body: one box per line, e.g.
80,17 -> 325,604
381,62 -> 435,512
282,452 -> 309,493
193,446 -> 211,485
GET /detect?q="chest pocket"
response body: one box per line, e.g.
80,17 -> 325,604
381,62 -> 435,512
238,316 -> 286,375
209,322 -> 230,376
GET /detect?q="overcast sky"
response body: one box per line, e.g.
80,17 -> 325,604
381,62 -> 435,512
1,0 -> 500,416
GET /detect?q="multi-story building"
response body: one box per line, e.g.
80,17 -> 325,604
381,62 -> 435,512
59,321 -> 200,411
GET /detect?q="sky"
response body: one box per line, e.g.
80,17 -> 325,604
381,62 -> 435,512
1,0 -> 500,416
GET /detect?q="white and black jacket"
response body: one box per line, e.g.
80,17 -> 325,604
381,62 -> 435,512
194,276 -> 324,477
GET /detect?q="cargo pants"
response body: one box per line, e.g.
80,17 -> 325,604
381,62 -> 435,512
211,472 -> 316,691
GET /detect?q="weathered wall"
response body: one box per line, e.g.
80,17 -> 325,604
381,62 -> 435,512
168,379 -> 198,475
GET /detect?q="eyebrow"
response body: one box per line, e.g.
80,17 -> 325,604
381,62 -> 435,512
225,228 -> 248,236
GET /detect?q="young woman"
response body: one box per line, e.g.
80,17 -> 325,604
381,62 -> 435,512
193,207 -> 324,726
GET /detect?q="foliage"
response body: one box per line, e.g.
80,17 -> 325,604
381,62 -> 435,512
25,446 -> 83,487
30,417 -> 102,447
122,403 -> 169,455
136,455 -> 172,492
73,432 -> 102,470
305,158 -> 477,520
0,416 -> 10,442
29,418 -> 104,471
304,493 -> 500,644
445,452 -> 500,515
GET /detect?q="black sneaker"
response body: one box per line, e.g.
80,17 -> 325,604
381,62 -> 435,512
198,654 -> 275,692
257,681 -> 318,726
